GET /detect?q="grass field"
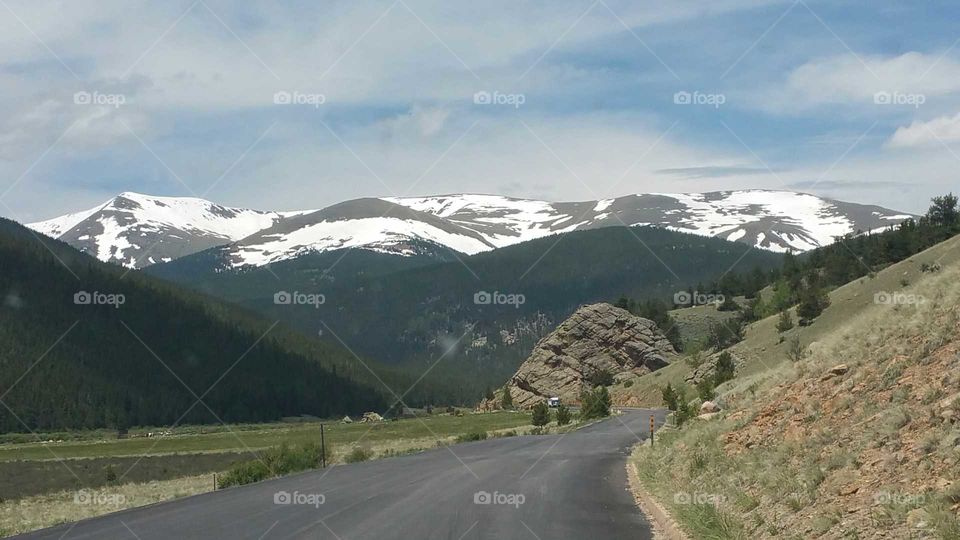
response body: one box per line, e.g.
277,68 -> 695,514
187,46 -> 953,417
0,410 -> 555,536
0,411 -> 533,462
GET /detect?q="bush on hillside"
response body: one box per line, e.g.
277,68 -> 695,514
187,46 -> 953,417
589,369 -> 615,387
776,310 -> 794,333
661,383 -> 680,411
713,351 -> 736,386
696,378 -> 716,402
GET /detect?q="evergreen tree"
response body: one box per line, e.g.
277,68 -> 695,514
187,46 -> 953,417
531,402 -> 550,427
776,310 -> 794,333
594,386 -> 611,418
713,351 -> 736,386
555,403 -> 571,425
927,193 -> 959,227
661,383 -> 679,411
797,280 -> 829,322
696,378 -> 716,402
501,386 -> 514,409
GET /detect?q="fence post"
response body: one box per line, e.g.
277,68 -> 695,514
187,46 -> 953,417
213,472 -> 217,491
320,424 -> 326,468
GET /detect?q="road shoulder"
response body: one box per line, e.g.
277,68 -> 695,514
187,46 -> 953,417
626,443 -> 689,540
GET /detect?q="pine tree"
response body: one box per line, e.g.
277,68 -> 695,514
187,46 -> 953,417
927,193 -> 959,227
713,351 -> 736,386
776,310 -> 794,333
594,386 -> 611,418
531,402 -> 550,427
661,383 -> 679,411
555,403 -> 571,425
501,386 -> 514,410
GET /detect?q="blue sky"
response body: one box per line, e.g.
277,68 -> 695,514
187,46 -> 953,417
2,0 -> 959,221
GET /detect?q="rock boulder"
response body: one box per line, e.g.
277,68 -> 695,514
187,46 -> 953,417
498,303 -> 676,409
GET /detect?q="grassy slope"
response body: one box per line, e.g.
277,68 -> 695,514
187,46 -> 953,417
630,233 -> 960,539
617,233 -> 960,407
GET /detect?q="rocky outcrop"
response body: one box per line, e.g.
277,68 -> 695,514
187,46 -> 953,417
498,303 -> 676,409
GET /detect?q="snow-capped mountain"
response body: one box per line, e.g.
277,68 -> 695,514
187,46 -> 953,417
386,191 -> 914,254
28,190 -> 914,268
27,192 -> 301,268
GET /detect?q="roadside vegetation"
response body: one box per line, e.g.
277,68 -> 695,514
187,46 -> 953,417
631,195 -> 960,539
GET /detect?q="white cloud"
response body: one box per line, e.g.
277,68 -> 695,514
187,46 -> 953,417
756,52 -> 960,113
887,112 -> 960,148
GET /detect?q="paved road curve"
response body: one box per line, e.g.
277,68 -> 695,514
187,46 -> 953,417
20,409 -> 668,540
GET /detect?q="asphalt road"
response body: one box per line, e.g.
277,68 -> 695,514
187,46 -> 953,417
19,409 -> 668,540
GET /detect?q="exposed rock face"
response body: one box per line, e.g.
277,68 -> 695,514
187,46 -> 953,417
501,303 -> 676,409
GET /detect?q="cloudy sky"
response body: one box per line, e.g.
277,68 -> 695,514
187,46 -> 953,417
2,0 -> 958,222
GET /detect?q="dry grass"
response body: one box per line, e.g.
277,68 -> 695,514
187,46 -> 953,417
0,474 -> 212,537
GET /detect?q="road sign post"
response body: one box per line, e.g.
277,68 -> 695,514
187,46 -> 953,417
650,414 -> 655,446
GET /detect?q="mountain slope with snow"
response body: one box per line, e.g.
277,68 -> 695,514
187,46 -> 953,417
385,190 -> 913,254
28,190 -> 914,268
27,193 -> 293,268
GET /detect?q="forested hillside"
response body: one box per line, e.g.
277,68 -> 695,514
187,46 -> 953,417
0,219 -> 386,432
147,226 -> 785,397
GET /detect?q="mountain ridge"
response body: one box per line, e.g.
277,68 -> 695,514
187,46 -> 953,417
27,189 -> 914,269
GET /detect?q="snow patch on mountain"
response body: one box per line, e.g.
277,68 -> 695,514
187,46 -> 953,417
231,216 -> 494,266
27,189 -> 915,268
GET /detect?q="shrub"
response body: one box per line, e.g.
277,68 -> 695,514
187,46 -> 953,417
661,383 -> 679,411
786,336 -> 806,363
717,295 -> 740,311
713,351 -> 736,386
218,442 -> 327,488
696,379 -> 716,402
776,310 -> 794,333
344,446 -> 374,463
501,387 -> 514,409
707,319 -> 744,350
531,402 -> 550,427
456,430 -> 488,443
589,369 -> 615,387
555,404 -> 571,425
218,460 -> 271,488
580,386 -> 611,420
623,379 -> 634,388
